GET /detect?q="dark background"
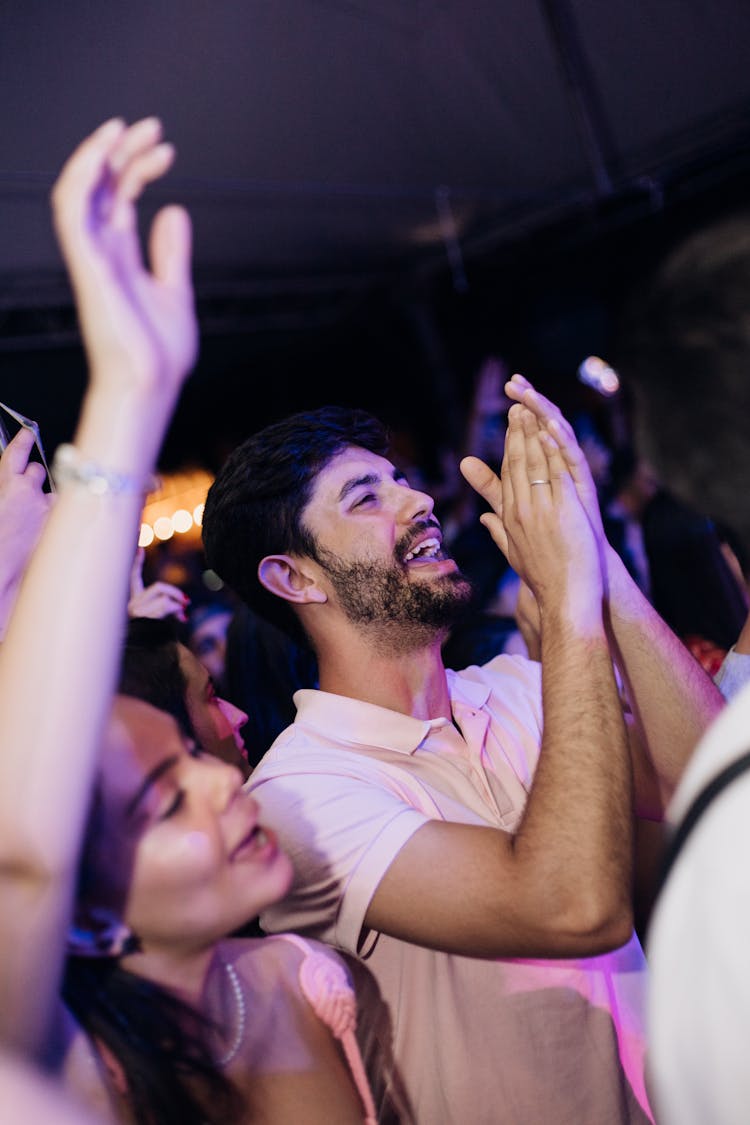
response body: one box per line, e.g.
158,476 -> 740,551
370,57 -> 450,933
2,1 -> 750,476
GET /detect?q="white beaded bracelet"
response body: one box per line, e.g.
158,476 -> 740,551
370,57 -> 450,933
51,444 -> 159,497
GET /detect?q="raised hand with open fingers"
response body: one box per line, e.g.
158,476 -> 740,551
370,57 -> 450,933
504,372 -> 607,545
50,117 -> 197,458
461,402 -> 603,623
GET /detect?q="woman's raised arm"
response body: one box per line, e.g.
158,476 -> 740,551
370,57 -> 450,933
0,116 -> 197,1056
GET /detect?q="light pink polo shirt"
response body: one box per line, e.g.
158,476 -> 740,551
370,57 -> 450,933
247,653 -> 653,1124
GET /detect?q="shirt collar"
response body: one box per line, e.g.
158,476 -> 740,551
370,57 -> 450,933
292,668 -> 492,756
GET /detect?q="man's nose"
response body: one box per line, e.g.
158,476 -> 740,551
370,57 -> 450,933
399,483 -> 435,524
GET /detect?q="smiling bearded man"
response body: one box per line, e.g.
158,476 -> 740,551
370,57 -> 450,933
201,393 -> 724,1125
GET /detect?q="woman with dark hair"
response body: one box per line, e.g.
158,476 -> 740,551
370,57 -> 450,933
119,614 -> 251,777
60,695 -> 375,1125
0,118 -> 380,1125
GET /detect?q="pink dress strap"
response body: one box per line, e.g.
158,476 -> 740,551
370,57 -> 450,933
276,933 -> 377,1125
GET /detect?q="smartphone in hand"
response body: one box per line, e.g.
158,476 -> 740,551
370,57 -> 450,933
0,402 -> 56,492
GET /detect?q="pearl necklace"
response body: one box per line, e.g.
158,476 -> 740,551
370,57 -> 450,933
214,957 -> 247,1068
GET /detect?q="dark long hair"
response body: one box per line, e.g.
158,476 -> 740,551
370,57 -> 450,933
62,639 -> 245,1125
118,616 -> 193,738
62,957 -> 243,1125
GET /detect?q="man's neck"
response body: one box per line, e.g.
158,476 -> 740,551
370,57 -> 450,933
316,633 -> 452,721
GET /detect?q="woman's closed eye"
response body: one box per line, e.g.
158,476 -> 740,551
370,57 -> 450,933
159,789 -> 185,820
155,744 -> 205,819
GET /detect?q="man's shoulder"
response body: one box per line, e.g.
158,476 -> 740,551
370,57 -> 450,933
246,720 -> 390,790
451,651 -> 542,697
455,649 -> 539,675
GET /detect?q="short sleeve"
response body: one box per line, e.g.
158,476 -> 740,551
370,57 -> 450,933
249,768 -> 428,952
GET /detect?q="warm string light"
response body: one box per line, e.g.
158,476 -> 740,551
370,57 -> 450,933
138,469 -> 213,549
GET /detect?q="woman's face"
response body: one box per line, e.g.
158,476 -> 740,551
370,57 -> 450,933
89,695 -> 291,952
176,643 -> 249,776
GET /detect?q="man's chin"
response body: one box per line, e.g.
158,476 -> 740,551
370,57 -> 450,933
410,571 -> 476,624
433,566 -> 475,598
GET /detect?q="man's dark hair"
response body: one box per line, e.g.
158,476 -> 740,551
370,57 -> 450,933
202,405 -> 390,640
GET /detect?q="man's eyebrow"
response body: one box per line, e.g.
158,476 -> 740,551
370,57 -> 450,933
125,756 -> 179,819
337,471 -> 380,503
337,467 -> 406,504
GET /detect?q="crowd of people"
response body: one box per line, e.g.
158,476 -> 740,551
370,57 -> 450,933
2,113 -> 750,1125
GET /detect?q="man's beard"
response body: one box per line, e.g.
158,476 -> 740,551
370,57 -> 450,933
314,543 -> 476,651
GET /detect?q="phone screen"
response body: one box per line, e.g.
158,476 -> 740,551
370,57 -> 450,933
0,402 -> 56,493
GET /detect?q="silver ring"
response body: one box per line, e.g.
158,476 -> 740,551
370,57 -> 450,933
529,479 -> 551,486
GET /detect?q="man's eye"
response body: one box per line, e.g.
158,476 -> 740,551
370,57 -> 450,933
353,492 -> 376,508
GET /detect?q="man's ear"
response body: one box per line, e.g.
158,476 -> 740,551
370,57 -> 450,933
257,555 -> 327,605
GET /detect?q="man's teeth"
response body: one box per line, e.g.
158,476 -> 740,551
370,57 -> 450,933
404,537 -> 440,562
